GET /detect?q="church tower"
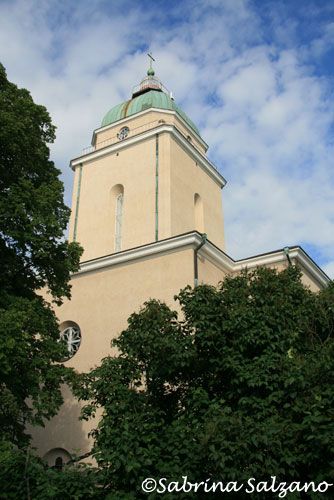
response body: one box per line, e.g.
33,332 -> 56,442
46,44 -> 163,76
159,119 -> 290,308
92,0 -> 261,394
69,64 -> 225,261
60,62 -> 229,372
32,61 -> 329,466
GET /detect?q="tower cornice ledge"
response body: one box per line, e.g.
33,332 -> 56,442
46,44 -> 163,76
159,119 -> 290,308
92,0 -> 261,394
74,231 -> 329,289
92,108 -> 209,151
70,124 -> 226,188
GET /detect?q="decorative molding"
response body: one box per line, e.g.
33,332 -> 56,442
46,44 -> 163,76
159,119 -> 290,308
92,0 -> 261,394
204,245 -> 329,288
74,231 -> 329,289
200,242 -> 234,272
71,124 -> 227,188
76,232 -> 201,276
91,107 -> 208,151
285,247 -> 330,288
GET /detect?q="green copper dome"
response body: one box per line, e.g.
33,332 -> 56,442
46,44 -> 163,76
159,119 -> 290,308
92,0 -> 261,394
101,89 -> 200,136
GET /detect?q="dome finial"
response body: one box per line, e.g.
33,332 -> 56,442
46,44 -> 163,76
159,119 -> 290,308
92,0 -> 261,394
147,52 -> 155,77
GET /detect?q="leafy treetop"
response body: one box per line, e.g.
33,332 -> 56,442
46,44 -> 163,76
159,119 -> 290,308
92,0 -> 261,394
0,63 -> 82,446
76,267 -> 334,498
0,63 -> 81,303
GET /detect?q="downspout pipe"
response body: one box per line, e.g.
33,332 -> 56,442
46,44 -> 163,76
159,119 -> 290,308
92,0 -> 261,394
283,246 -> 292,266
155,134 -> 159,241
73,162 -> 83,242
194,233 -> 207,287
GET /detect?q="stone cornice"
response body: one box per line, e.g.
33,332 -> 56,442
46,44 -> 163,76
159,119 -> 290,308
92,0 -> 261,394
76,232 -> 201,276
70,124 -> 227,188
74,231 -> 329,289
91,107 -> 208,151
202,242 -> 329,288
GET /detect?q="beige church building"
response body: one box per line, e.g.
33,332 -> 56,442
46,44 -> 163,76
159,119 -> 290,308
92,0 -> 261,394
32,64 -> 329,466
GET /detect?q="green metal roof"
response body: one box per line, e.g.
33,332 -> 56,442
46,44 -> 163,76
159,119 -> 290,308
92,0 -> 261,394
101,90 -> 200,136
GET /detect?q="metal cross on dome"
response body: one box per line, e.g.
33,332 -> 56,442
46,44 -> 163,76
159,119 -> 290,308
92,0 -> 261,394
147,52 -> 155,69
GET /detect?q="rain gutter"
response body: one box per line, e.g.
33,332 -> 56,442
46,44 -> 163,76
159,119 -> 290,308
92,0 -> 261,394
194,233 -> 207,287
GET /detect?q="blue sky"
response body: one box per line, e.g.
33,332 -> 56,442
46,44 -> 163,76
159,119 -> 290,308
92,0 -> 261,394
1,0 -> 334,277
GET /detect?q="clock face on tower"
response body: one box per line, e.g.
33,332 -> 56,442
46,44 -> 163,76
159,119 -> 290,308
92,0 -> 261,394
117,126 -> 129,141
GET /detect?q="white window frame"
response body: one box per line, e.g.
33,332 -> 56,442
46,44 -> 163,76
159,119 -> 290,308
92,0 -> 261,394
115,193 -> 124,251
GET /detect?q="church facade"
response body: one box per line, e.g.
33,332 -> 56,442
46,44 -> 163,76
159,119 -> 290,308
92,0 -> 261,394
32,65 -> 329,466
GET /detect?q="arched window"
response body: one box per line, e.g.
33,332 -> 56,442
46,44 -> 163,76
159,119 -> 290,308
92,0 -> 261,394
43,448 -> 72,469
194,193 -> 204,233
111,184 -> 124,252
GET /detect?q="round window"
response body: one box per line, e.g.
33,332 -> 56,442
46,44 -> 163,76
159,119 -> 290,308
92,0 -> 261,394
59,324 -> 81,360
117,126 -> 129,141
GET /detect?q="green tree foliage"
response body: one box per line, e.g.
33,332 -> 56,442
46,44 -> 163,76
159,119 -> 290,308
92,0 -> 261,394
76,267 -> 334,498
0,442 -> 101,500
0,64 -> 82,446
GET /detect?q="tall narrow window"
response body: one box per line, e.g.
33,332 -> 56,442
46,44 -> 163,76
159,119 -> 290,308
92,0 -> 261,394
111,184 -> 124,253
194,193 -> 204,233
115,193 -> 124,251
